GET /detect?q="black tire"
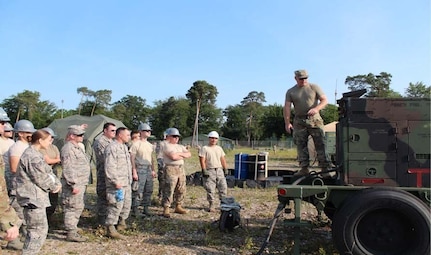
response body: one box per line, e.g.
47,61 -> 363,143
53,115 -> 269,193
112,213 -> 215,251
332,188 -> 430,255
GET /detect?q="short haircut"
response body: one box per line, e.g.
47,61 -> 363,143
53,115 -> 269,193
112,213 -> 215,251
103,122 -> 116,130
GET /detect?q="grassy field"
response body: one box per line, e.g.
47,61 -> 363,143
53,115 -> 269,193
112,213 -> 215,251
2,147 -> 339,255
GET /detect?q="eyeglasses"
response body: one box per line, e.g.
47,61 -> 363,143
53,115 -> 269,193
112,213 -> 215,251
209,137 -> 218,140
109,130 -> 116,132
299,77 -> 308,80
76,134 -> 84,137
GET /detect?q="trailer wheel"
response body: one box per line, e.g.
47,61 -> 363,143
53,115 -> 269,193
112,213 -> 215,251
332,188 -> 430,255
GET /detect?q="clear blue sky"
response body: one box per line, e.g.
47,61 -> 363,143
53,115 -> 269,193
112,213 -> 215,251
1,0 -> 430,110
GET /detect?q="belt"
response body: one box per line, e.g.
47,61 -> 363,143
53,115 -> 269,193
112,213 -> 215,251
165,164 -> 183,167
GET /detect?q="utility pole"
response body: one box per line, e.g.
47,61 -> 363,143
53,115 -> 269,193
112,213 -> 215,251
61,99 -> 64,118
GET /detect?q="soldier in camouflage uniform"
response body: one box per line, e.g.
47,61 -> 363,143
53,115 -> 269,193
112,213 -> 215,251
104,127 -> 132,239
61,125 -> 91,242
199,131 -> 228,212
39,127 -> 61,225
16,129 -> 61,255
155,131 -> 167,205
130,123 -> 156,216
92,122 -> 116,225
6,120 -> 36,250
161,128 -> 191,218
0,123 -> 15,179
284,70 -> 331,176
0,109 -> 22,252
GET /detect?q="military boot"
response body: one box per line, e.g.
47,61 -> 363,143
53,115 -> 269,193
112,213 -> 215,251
116,218 -> 127,232
208,203 -> 216,213
143,206 -> 152,216
106,225 -> 125,240
66,230 -> 87,242
6,238 -> 24,250
174,204 -> 188,214
294,167 -> 309,176
163,207 -> 170,218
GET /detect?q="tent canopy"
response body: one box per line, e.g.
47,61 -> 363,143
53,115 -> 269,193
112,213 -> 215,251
48,114 -> 126,166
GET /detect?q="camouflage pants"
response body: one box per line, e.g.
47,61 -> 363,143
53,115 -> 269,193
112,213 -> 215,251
22,207 -> 48,255
293,119 -> 330,168
157,159 -> 165,199
62,185 -> 86,231
96,170 -> 107,219
132,165 -> 153,207
203,168 -> 227,205
162,165 -> 186,208
105,185 -> 132,226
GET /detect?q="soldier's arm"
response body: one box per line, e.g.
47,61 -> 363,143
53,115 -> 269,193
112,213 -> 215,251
0,178 -> 22,240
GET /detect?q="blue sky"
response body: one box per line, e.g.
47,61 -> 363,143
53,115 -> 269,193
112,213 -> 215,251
1,0 -> 429,110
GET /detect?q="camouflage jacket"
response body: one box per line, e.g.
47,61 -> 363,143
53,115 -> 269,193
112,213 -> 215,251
61,141 -> 91,189
16,146 -> 60,208
0,176 -> 21,236
105,141 -> 132,188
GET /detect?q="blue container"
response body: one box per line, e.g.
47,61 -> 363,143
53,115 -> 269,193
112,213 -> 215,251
234,153 -> 248,179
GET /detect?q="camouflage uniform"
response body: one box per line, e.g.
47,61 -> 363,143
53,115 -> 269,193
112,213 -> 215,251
7,140 -> 29,232
199,145 -> 228,208
162,143 -> 188,209
0,136 -> 14,178
104,140 -> 133,226
16,146 -> 60,255
156,140 -> 166,201
0,176 -> 22,253
39,144 -> 61,220
285,81 -> 330,170
129,140 -> 154,212
60,141 -> 91,234
92,135 -> 113,223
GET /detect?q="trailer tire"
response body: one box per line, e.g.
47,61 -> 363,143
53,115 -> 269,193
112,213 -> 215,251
332,188 -> 430,255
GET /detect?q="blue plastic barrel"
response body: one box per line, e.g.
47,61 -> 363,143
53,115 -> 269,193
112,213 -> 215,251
234,153 -> 248,179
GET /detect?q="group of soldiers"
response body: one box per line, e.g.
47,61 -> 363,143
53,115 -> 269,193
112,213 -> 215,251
0,107 -> 230,253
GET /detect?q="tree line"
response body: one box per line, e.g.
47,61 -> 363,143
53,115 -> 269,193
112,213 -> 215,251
1,72 -> 429,144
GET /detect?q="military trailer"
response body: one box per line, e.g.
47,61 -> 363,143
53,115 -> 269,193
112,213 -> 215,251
260,90 -> 430,255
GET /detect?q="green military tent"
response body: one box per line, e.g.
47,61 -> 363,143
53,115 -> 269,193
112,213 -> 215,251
48,114 -> 127,167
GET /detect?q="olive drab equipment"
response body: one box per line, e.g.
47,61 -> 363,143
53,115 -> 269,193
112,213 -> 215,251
257,90 -> 431,255
219,197 -> 241,232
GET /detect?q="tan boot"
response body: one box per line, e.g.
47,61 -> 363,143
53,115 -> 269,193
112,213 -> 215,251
106,225 -> 125,240
116,218 -> 127,232
294,167 -> 309,176
163,206 -> 170,218
6,238 -> 24,250
174,204 -> 187,214
66,230 -> 87,242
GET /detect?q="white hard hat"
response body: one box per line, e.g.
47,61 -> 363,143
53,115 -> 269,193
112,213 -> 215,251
208,131 -> 219,139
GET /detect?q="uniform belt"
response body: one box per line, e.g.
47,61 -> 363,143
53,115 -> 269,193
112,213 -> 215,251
166,164 -> 182,167
208,168 -> 221,170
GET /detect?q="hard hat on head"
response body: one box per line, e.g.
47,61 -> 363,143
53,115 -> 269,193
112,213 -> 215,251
208,131 -> 219,139
41,127 -> 57,137
3,123 -> 13,132
166,127 -> 180,136
14,120 -> 36,133
0,108 -> 10,122
138,122 -> 152,131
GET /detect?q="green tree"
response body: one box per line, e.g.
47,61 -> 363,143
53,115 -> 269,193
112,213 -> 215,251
345,72 -> 399,97
186,80 -> 222,146
90,89 -> 112,116
77,87 -> 93,114
259,104 -> 285,139
149,97 -> 191,138
320,104 -> 338,124
241,91 -> 266,144
405,82 -> 431,98
221,105 -> 247,140
112,95 -> 150,129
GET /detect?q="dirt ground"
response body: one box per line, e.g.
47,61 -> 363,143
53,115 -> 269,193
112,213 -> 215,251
1,181 -> 337,255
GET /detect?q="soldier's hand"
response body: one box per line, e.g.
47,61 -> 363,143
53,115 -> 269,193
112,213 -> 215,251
223,169 -> 228,176
52,185 -> 61,194
202,169 -> 210,177
5,225 -> 19,241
